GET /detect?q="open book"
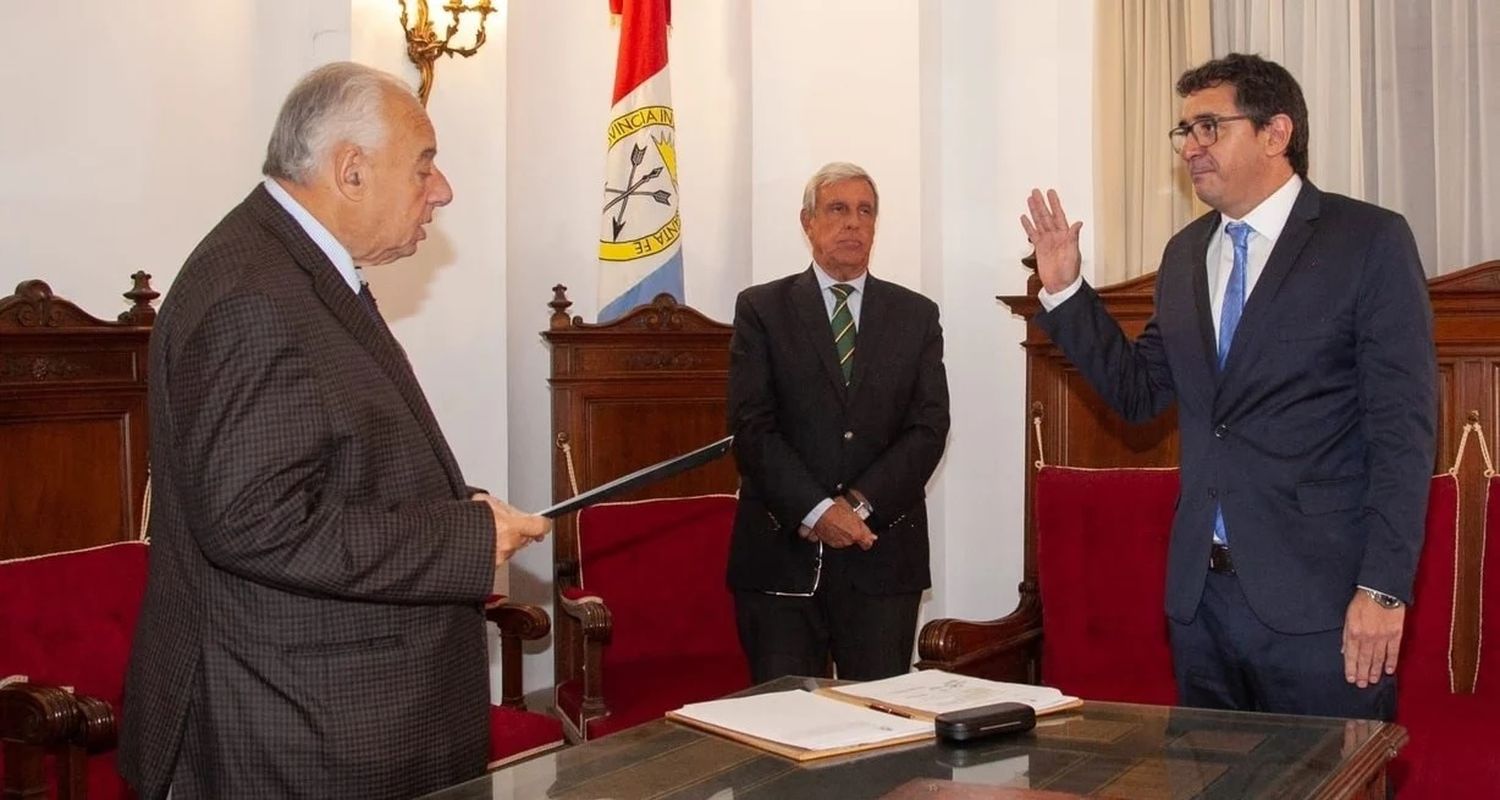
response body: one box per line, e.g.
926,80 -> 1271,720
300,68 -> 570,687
666,670 -> 1081,762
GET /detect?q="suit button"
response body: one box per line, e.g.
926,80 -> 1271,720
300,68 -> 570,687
835,483 -> 845,492
1214,424 -> 1228,439
843,430 -> 854,441
1207,488 -> 1217,498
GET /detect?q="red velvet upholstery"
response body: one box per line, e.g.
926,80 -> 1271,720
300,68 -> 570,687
0,541 -> 147,800
1033,466 -> 1178,705
1391,475 -> 1500,797
556,495 -> 749,739
1481,476 -> 1500,697
1,544 -> 560,797
487,707 -> 564,769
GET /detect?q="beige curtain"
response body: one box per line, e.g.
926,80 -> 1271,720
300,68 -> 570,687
1214,0 -> 1500,275
1093,0 -> 1212,285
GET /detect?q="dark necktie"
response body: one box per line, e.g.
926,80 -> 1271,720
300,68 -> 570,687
830,283 -> 857,385
1214,221 -> 1253,545
358,281 -> 383,323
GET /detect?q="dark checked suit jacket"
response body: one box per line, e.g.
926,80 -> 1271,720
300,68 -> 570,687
726,267 -> 950,595
119,185 -> 496,800
1037,182 -> 1437,634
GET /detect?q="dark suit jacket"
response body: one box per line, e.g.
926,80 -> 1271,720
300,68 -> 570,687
1038,182 -> 1437,634
726,267 -> 950,595
119,186 -> 496,800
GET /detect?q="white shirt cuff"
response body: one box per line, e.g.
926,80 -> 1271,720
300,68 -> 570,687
802,498 -> 835,530
1037,274 -> 1084,311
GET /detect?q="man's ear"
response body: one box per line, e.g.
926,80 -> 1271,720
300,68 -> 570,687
1263,114 -> 1293,159
333,144 -> 367,200
800,208 -> 813,235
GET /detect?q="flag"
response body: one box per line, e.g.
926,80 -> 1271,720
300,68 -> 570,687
597,0 -> 683,322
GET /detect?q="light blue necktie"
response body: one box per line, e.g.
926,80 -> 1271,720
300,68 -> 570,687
1214,221 -> 1253,544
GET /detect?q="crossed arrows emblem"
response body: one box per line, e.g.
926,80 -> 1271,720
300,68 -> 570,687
603,143 -> 673,241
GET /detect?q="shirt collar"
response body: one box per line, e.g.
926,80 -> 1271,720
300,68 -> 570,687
811,261 -> 869,294
262,177 -> 362,294
1219,173 -> 1303,243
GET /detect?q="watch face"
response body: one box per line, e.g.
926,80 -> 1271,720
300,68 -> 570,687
1366,589 -> 1402,609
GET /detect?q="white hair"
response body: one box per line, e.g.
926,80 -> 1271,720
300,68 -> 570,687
262,62 -> 414,184
801,162 -> 880,216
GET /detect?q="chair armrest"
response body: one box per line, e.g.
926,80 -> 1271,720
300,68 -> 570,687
557,592 -> 613,644
1,682 -> 117,799
486,600 -> 551,642
916,593 -> 1042,684
556,592 -> 613,725
0,682 -> 83,748
484,599 -> 552,710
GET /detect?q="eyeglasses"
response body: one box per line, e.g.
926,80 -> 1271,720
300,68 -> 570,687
1169,114 -> 1253,153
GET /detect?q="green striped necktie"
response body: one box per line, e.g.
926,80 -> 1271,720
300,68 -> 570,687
830,283 -> 857,384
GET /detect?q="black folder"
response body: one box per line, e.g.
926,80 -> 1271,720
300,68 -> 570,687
538,435 -> 734,518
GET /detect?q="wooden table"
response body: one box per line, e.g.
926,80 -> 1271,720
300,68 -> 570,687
423,677 -> 1405,799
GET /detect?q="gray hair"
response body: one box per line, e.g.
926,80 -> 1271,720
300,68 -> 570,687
262,62 -> 414,183
801,162 -> 880,216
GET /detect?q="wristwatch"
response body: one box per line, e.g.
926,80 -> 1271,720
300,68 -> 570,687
1361,587 -> 1405,609
848,495 -> 873,521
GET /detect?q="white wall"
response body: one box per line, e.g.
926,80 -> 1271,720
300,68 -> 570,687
1,2 -> 348,312
2,0 -> 1102,698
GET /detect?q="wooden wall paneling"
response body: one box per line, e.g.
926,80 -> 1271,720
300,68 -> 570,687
0,274 -> 157,558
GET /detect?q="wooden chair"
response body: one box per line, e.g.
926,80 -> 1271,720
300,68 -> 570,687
542,289 -> 742,736
553,495 -> 749,740
0,275 -> 155,800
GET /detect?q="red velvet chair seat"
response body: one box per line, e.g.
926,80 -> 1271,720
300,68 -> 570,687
1390,474 -> 1500,798
3,545 -> 563,797
1,541 -> 148,800
487,707 -> 564,768
555,495 -> 750,740
1034,466 -> 1178,705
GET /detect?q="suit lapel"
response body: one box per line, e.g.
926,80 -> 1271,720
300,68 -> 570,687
790,267 -> 850,402
1190,215 -> 1221,379
246,187 -> 467,495
849,274 -> 891,394
1219,183 -> 1321,385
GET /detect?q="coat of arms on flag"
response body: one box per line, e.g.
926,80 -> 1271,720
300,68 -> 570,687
598,0 -> 684,322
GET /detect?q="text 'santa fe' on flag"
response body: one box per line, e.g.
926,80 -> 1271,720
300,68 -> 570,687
598,0 -> 683,322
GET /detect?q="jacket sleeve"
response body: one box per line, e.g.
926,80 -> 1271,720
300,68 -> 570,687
1353,216 -> 1438,602
1036,279 -> 1177,424
850,299 -> 951,526
727,290 -> 830,528
166,291 -> 496,605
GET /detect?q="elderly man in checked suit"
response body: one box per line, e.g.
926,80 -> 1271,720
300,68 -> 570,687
119,63 -> 549,800
727,162 -> 951,684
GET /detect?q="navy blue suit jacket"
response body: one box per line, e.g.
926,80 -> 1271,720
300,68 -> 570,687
1038,182 -> 1437,634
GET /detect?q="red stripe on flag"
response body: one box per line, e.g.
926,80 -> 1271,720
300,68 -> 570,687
610,0 -> 670,104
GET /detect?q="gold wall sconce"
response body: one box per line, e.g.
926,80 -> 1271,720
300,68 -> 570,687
398,0 -> 497,105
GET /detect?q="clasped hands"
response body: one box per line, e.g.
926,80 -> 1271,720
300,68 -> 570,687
472,493 -> 551,565
797,496 -> 877,551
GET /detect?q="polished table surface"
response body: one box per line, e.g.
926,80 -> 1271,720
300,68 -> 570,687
423,677 -> 1405,800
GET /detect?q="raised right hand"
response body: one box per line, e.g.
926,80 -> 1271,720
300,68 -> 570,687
476,494 -> 551,564
1019,188 -> 1084,294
